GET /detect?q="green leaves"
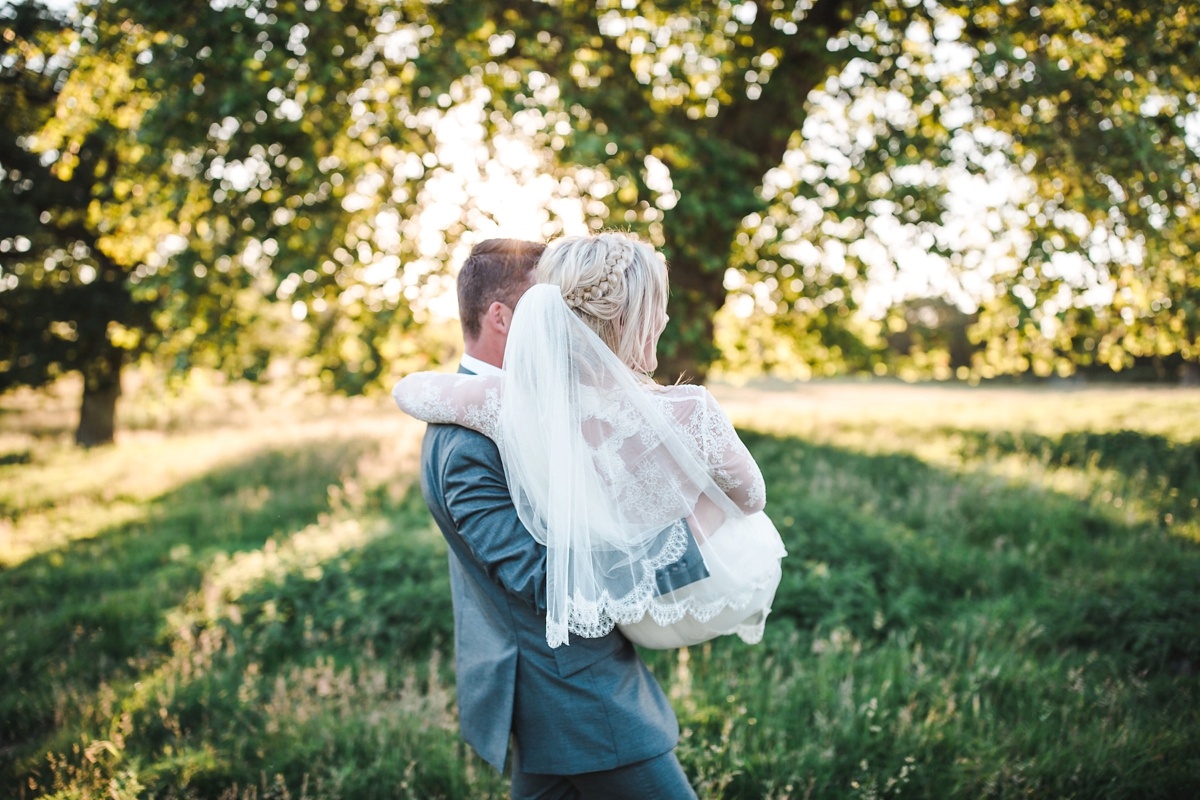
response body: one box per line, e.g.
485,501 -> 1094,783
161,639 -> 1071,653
931,1 -> 1193,376
4,0 -> 1196,404
0,2 -> 146,411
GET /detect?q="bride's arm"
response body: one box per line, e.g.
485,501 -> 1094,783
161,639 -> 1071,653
392,372 -> 503,438
691,388 -> 767,514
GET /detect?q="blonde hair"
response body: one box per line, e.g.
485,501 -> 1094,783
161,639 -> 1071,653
536,232 -> 668,373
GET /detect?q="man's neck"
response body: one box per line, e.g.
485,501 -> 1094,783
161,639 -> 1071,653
461,351 -> 504,376
462,334 -> 505,370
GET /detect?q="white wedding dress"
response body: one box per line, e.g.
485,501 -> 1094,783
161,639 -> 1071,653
393,285 -> 787,649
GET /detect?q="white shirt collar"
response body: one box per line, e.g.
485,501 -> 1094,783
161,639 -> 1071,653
459,352 -> 504,377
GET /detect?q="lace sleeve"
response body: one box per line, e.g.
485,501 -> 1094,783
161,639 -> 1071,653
661,386 -> 766,514
392,373 -> 503,440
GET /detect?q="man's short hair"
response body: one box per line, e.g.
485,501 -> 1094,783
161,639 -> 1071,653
457,238 -> 545,340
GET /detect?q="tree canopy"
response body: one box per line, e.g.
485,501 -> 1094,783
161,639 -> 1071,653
2,0 -> 1197,442
725,0 -> 1200,381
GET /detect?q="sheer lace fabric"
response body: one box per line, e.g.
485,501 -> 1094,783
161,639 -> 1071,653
394,284 -> 786,648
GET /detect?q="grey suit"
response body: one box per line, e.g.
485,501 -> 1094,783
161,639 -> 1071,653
418,366 -> 681,777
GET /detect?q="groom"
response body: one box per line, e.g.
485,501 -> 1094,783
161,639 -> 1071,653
419,238 -> 699,799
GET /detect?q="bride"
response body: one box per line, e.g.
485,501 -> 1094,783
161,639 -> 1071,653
393,232 -> 787,650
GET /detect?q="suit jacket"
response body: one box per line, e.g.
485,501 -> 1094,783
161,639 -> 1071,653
418,365 -> 681,774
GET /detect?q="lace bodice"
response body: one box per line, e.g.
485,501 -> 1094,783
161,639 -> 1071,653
393,374 -> 766,516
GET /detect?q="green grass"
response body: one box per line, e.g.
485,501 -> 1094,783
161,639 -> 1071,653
1,381 -> 1198,798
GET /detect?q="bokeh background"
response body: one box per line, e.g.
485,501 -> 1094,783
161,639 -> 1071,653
1,0 -> 1198,797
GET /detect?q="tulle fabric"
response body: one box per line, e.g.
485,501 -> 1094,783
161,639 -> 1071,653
394,283 -> 786,648
613,510 -> 785,649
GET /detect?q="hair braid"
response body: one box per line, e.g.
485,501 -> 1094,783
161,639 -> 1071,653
561,238 -> 629,314
535,231 -> 669,373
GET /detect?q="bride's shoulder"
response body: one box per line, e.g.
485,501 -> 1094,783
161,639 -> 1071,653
647,382 -> 715,410
649,382 -> 707,398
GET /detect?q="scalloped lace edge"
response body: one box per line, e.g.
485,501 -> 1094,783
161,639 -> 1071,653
545,557 -> 783,649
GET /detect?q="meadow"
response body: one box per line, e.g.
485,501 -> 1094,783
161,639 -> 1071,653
1,375 -> 1198,799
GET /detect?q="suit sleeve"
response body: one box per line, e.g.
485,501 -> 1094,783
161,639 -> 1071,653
441,436 -> 549,613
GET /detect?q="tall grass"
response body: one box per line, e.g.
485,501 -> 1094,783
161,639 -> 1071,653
1,380 -> 1198,798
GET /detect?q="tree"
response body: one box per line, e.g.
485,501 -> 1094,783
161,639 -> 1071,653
406,0 -> 1199,382
405,0 -> 877,380
719,0 -> 1200,382
48,0 -> 877,387
1,0 -> 455,444
306,0 -> 1191,382
0,1 -> 153,446
8,0 -> 1196,426
960,0 -> 1200,381
99,0 -> 441,395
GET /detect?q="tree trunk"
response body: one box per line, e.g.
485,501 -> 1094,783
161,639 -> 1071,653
76,349 -> 122,447
1181,361 -> 1200,386
656,349 -> 710,386
655,257 -> 730,385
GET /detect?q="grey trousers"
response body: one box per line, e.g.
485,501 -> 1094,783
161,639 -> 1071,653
511,747 -> 698,800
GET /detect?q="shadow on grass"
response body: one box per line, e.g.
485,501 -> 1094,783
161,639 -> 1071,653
0,428 -> 469,798
953,428 -> 1200,521
3,426 -> 1198,798
646,431 -> 1200,799
0,437 -> 378,753
738,430 -> 1200,673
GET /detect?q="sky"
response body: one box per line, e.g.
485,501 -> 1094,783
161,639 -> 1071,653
2,0 -> 77,11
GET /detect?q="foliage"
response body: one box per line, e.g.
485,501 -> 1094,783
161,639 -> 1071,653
42,0 -> 880,383
0,2 -> 151,421
2,383 -> 1198,798
0,0 -> 460,433
729,0 -> 1200,381
3,0 -> 1199,437
403,0 -> 879,378
963,0 -> 1200,378
89,0 -> 449,392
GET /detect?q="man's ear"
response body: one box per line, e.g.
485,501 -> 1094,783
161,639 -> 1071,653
485,301 -> 513,335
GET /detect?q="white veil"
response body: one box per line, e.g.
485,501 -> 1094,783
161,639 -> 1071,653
499,284 -> 776,648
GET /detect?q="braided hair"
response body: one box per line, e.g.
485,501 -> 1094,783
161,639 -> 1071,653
536,232 -> 668,373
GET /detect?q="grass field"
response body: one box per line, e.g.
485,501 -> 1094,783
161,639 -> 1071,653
2,376 -> 1199,799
